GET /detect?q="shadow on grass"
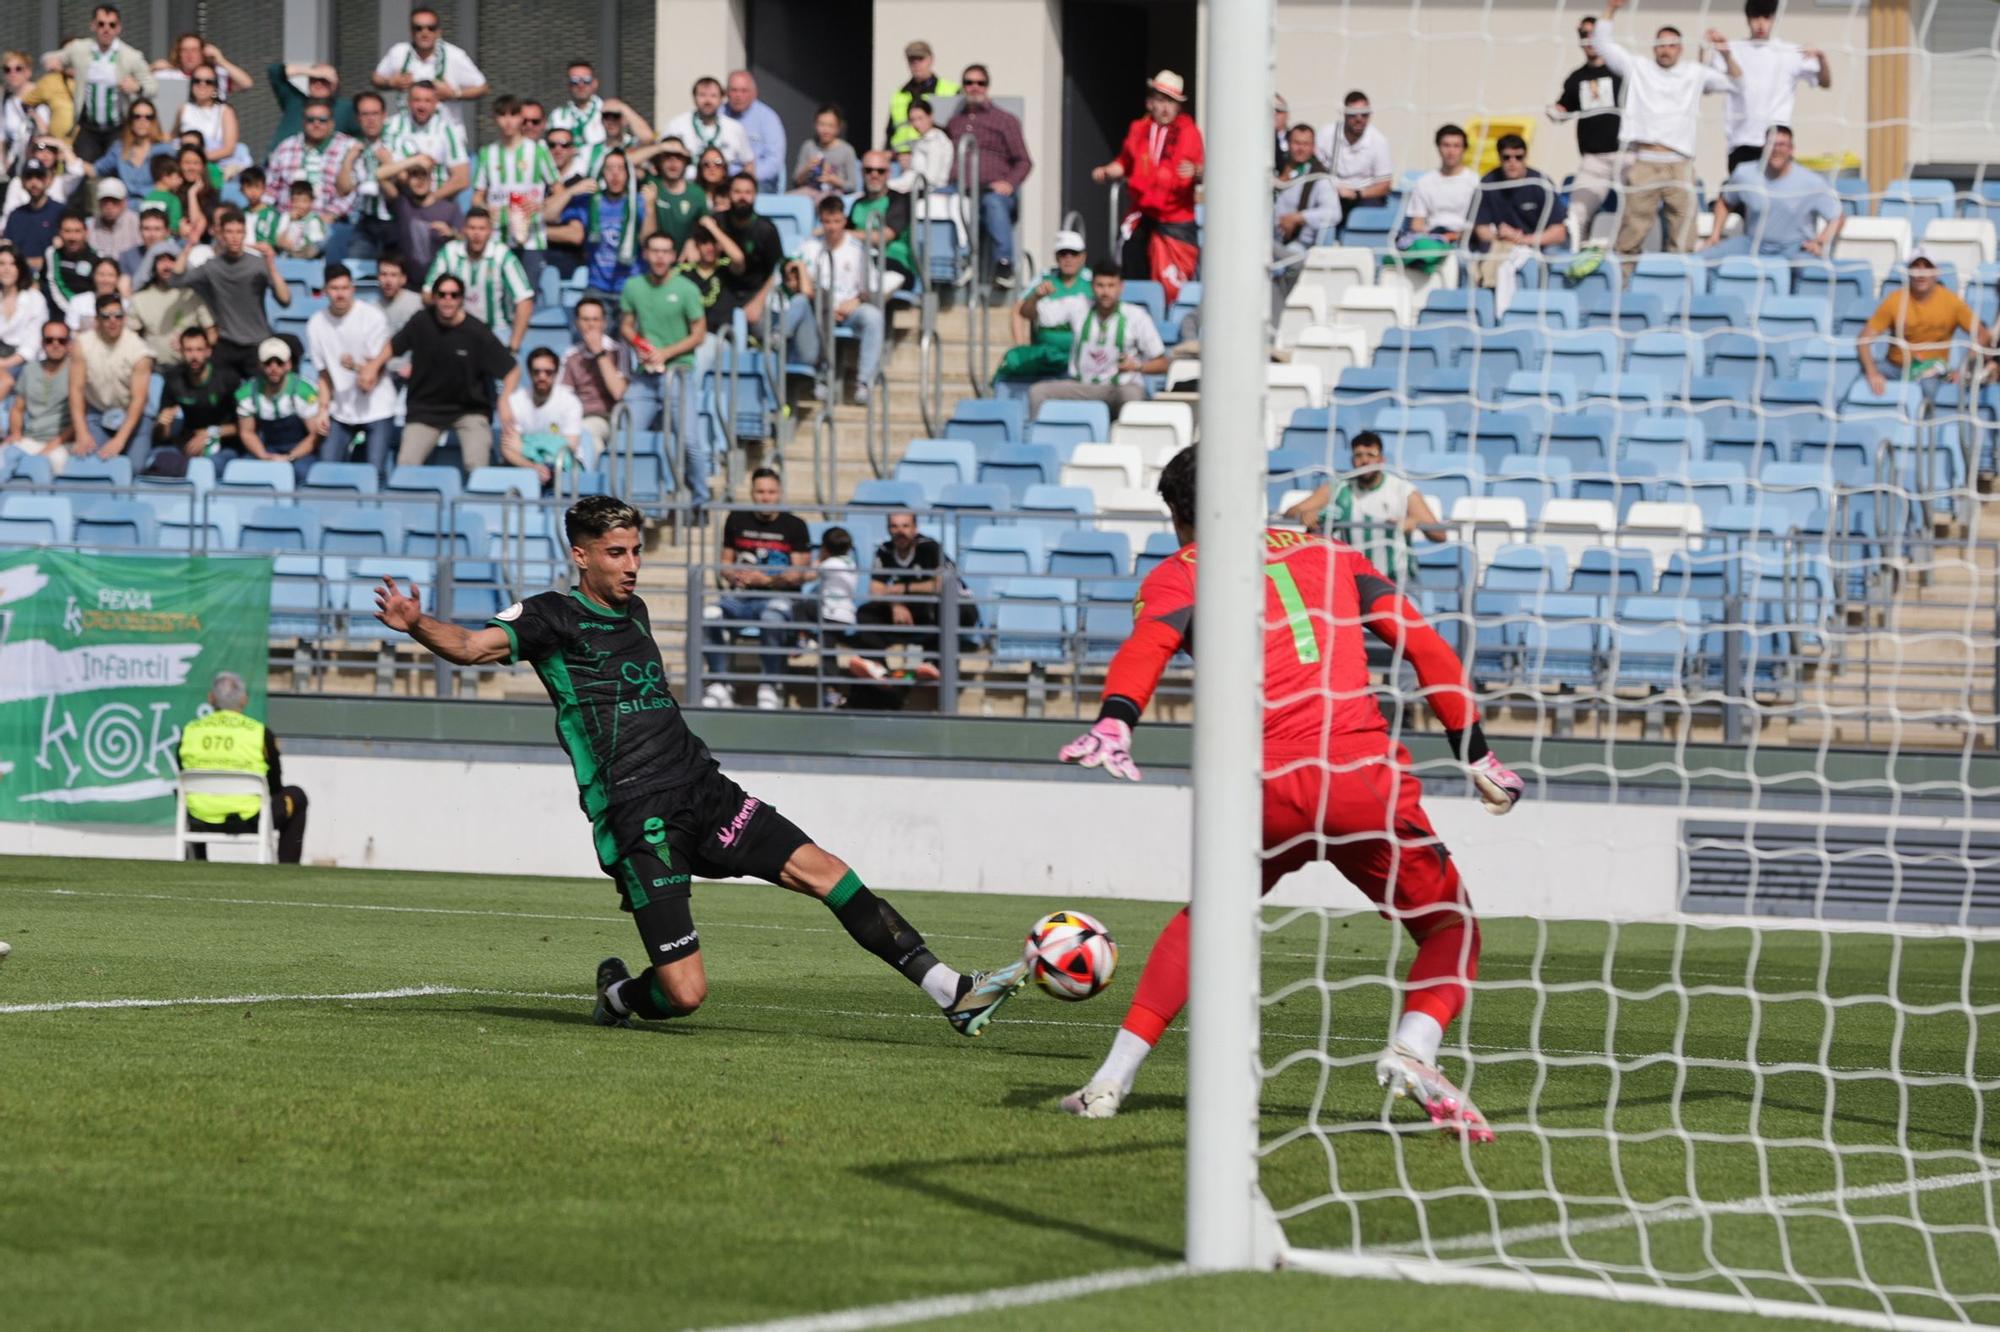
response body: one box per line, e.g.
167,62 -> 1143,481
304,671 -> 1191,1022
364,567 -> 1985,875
850,1138 -> 1183,1261
473,1004 -> 693,1036
999,1084 -> 1187,1114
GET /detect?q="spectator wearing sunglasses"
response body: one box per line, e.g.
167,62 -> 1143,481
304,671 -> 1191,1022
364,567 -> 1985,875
44,6 -> 157,162
549,61 -> 608,145
68,292 -> 153,470
91,98 -> 170,197
371,6 -> 488,126
266,99 -> 358,232
1319,89 -> 1393,208
1469,135 -> 1567,290
4,318 -> 78,475
361,273 -> 519,472
235,336 -> 326,484
264,59 -> 361,154
945,65 -> 1032,290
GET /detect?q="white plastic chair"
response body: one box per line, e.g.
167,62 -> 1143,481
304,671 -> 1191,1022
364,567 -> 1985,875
1061,443 -> 1146,506
1295,246 -> 1375,315
1618,501 -> 1705,569
1097,486 -> 1174,551
1276,286 -> 1327,348
173,769 -> 278,864
1111,400 -> 1196,454
1448,495 -> 1530,566
1536,498 -> 1617,569
1334,287 -> 1416,351
1291,323 -> 1370,378
1920,217 -> 1996,274
1834,217 -> 1914,292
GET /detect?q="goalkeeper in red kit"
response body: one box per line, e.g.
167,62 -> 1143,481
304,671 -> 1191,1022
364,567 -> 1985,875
1056,446 -> 1524,1141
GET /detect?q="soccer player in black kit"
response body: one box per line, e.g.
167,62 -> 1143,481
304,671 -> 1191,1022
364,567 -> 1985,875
373,495 -> 1029,1033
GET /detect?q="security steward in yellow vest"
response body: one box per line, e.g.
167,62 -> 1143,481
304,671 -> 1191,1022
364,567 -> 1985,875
176,671 -> 308,863
885,40 -> 958,155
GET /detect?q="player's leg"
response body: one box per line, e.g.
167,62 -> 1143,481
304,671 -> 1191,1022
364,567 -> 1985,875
591,805 -> 710,1025
1062,806 -> 1315,1119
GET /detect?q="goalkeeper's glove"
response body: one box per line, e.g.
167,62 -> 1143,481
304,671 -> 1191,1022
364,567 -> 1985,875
1058,717 -> 1142,782
1468,753 -> 1525,815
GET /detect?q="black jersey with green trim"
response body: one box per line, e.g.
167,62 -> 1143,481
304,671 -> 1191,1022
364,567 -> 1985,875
489,589 -> 717,817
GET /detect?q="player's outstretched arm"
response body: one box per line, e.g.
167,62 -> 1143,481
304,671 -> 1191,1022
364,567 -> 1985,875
1058,565 -> 1190,782
373,577 -> 512,666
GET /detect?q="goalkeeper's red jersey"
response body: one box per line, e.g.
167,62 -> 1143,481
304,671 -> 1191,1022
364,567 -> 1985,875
1101,529 -> 1478,752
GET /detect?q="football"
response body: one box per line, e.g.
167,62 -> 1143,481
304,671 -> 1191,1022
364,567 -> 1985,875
1024,910 -> 1118,1001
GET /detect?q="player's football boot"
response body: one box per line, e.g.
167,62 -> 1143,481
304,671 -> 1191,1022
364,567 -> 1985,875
593,956 -> 633,1029
944,961 -> 1030,1037
1058,1080 -> 1124,1119
1375,1043 -> 1494,1144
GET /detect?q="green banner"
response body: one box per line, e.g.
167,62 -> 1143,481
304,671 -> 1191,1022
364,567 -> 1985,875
0,551 -> 272,825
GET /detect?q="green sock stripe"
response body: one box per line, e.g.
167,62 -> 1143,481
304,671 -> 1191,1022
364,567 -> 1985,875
824,869 -> 864,911
649,975 -> 673,1013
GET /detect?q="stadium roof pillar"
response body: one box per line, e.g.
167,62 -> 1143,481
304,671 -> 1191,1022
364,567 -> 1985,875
1867,0 -> 1910,195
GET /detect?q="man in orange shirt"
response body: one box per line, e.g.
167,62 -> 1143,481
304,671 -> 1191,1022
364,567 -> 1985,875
1091,69 -> 1203,303
1859,248 -> 1983,398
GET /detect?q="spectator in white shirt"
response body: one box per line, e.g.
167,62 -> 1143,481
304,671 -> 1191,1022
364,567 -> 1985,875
1597,0 -> 1740,265
662,77 -> 754,179
1319,90 -> 1393,211
371,6 -> 487,127
782,195 -> 883,405
1709,0 -> 1829,177
1027,262 -> 1169,414
307,264 -> 400,477
1403,124 -> 1478,241
502,346 -> 588,488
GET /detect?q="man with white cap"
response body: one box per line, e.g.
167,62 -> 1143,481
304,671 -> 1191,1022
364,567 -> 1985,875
996,228 -> 1092,383
235,334 -> 328,484
1092,69 -> 1203,304
1858,247 -> 1983,403
85,177 -> 140,265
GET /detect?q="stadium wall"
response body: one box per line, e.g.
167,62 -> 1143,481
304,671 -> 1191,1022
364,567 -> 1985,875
8,704 -> 1991,924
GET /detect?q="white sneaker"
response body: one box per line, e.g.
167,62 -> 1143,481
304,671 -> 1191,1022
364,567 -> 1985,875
1375,1043 -> 1494,1143
701,682 -> 733,709
1059,1080 -> 1124,1119
755,683 -> 781,710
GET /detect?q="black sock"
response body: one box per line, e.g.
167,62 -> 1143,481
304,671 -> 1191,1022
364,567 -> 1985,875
611,974 -> 687,1020
825,870 -> 940,986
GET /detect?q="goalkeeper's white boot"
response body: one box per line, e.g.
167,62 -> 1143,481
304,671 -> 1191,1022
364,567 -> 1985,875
1059,1080 -> 1124,1119
1376,1043 -> 1494,1144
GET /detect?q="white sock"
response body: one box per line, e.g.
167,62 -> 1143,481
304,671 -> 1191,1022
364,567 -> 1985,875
1395,1011 -> 1445,1066
604,977 -> 634,1016
920,962 -> 963,1009
1092,1028 -> 1154,1095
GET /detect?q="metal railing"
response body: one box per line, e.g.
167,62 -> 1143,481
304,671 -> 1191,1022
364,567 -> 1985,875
956,133 -> 990,398
907,171 -> 947,437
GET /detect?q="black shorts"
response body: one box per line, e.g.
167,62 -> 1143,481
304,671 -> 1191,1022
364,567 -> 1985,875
591,771 -> 811,964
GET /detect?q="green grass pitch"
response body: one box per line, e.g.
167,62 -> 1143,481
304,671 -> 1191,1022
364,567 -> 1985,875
2,854 -> 1995,1331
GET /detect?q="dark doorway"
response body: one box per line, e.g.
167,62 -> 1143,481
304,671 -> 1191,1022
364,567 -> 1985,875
1061,0 -> 1197,260
748,0 -> 874,179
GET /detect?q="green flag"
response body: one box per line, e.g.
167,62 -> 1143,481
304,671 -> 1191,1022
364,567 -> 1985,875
0,551 -> 272,825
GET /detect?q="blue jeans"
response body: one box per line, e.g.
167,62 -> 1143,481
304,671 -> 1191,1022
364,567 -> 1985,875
980,188 -> 1018,265
782,297 -> 885,388
328,417 -> 397,478
624,367 -> 708,506
83,406 -> 151,475
704,592 -> 796,680
1701,236 -> 1811,263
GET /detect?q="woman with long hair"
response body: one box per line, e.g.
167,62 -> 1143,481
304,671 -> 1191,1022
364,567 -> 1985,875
0,244 -> 51,379
174,65 -> 246,172
696,147 -> 730,210
65,256 -> 128,333
151,33 -> 252,100
174,143 -> 219,244
93,98 -> 169,195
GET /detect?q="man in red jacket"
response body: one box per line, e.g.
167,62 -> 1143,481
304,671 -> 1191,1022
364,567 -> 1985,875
1091,69 -> 1203,304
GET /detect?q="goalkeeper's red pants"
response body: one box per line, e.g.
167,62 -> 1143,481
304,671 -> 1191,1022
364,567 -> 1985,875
1121,734 -> 1480,1044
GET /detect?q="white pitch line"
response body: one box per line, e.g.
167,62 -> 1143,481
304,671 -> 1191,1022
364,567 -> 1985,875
687,1264 -> 1191,1332
1381,1167 -> 2000,1257
0,984 -> 477,1014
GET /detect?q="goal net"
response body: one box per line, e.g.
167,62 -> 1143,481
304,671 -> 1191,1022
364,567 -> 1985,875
1196,1 -> 2000,1326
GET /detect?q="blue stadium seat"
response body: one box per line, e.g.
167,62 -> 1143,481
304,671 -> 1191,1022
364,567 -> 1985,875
1705,420 -> 1785,474
1624,331 -> 1702,392
1048,530 -> 1132,579
1016,483 -> 1096,545
1658,548 -> 1736,601
1481,542 -> 1569,591
270,553 -> 342,638
1622,417 -> 1704,473
1519,593 -> 1602,689
935,481 -> 1011,513
57,455 -> 133,487
159,499 -> 241,550
219,458 -> 298,495
1570,546 -> 1654,596
1469,411 -> 1538,472
1546,413 -> 1614,469
1627,254 -> 1707,319
1405,452 -> 1485,511
753,195 -> 815,255
944,397 -> 1027,446
1372,407 -> 1451,455
1501,370 -> 1581,409
319,509 -> 405,556
302,461 -> 381,495
1121,280 -> 1167,328
239,502 -> 320,552
1340,204 -> 1396,247
1266,447 -> 1330,511
1658,461 -> 1747,523
1462,327 -> 1541,381
465,466 -> 542,499
1879,177 -> 1953,232
1682,293 -> 1749,334
1571,460 -> 1657,522
1163,283 -> 1201,343
960,525 -> 1047,597
386,464 -> 465,502
1542,330 -> 1619,392
1375,326 -> 1455,379
993,577 -> 1075,663
976,443 -> 1059,500
1332,367 -> 1403,422
1710,256 -> 1791,308
1417,288 -> 1494,329
894,439 -> 979,500
1793,259 -> 1873,308
1609,596 -> 1700,688
1757,295 -> 1831,339
1278,404 -> 1342,456
1412,541 -> 1476,593
404,512 -> 490,560
1706,331 -> 1787,390
1496,289 -> 1578,331
851,478 -> 928,510
1581,291 -> 1663,334
72,499 -> 155,548
1082,579 -> 1140,663
1792,429 -> 1876,491
1135,531 -> 1182,578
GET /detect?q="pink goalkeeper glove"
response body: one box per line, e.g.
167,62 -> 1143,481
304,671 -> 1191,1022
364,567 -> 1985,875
1469,752 -> 1525,815
1059,718 -> 1142,782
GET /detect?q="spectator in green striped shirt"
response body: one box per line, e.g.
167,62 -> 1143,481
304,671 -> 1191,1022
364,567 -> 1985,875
473,93 -> 559,297
237,166 -> 281,247
275,181 -> 328,258
235,335 -> 326,485
424,206 -> 533,357
45,6 -> 156,162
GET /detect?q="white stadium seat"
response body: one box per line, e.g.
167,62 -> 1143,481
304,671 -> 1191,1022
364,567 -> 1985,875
1919,217 -> 1996,273
1276,286 -> 1327,348
1618,501 -> 1705,567
1291,323 -> 1370,378
1334,287 -> 1416,351
1294,245 -> 1375,315
1060,443 -> 1145,506
1537,498 -> 1618,568
1834,216 -> 1914,291
1448,495 -> 1530,566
